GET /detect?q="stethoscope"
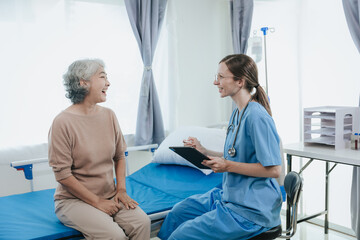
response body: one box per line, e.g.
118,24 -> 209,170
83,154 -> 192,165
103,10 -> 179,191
226,99 -> 251,157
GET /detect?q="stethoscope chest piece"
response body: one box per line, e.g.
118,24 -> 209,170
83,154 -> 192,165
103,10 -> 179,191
226,99 -> 252,159
228,147 -> 236,157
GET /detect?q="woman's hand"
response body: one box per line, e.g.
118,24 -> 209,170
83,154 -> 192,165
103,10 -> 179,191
183,137 -> 206,154
202,156 -> 229,173
94,198 -> 122,216
58,176 -> 122,216
114,189 -> 139,210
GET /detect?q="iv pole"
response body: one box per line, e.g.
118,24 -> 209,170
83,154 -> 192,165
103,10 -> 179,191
249,26 -> 274,96
261,27 -> 269,95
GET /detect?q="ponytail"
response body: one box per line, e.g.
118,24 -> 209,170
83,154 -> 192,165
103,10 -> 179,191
252,85 -> 272,116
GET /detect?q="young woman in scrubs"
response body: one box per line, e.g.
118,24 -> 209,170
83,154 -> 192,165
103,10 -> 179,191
157,54 -> 282,240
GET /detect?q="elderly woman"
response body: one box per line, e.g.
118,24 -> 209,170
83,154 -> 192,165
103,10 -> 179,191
48,59 -> 150,240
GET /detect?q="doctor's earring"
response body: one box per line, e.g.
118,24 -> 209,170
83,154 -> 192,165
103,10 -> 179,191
250,87 -> 257,95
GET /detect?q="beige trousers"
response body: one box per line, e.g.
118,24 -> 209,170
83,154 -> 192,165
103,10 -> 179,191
55,198 -> 150,240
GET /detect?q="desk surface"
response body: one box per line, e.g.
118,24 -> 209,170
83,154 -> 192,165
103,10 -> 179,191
283,142 -> 360,167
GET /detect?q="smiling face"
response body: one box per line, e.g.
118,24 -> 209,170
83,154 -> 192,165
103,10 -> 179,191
214,62 -> 242,98
82,66 -> 110,104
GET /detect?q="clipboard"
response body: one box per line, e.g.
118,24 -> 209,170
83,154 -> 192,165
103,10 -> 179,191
169,146 -> 211,169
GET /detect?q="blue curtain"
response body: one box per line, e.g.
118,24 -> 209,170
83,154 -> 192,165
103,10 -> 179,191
124,0 -> 167,145
343,0 -> 360,53
229,0 -> 254,110
343,0 -> 360,237
229,0 -> 254,54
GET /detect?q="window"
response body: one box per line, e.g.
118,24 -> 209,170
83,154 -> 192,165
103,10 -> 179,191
0,0 -> 143,148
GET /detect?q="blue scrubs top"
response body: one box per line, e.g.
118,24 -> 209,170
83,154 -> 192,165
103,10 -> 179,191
222,102 -> 282,228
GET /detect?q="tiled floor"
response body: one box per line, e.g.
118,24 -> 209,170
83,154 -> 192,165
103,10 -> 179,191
278,218 -> 356,240
150,217 -> 357,240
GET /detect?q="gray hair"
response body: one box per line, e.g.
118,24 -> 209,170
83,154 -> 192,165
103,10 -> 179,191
63,59 -> 105,104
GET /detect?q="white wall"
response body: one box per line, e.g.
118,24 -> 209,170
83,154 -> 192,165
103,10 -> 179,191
252,0 -> 360,233
158,0 -> 303,143
156,0 -> 234,132
251,0 -> 301,145
298,0 -> 360,232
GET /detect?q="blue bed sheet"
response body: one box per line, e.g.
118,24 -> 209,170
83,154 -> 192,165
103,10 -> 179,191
127,163 -> 223,214
0,163 -> 223,240
0,189 -> 82,240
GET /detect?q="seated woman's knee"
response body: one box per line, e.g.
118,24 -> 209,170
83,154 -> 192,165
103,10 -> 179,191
132,209 -> 151,232
139,211 -> 151,228
99,228 -> 127,240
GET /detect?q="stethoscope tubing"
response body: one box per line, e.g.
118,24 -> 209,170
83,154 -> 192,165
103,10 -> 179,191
227,99 -> 252,157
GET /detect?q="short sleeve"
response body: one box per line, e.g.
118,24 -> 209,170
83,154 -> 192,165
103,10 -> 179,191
250,116 -> 281,167
111,111 -> 127,162
48,118 -> 73,181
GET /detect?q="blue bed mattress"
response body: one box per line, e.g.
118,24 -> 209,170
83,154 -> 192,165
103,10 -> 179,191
0,163 -> 223,240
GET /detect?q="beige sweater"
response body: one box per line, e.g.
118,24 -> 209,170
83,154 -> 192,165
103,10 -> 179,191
48,107 -> 127,200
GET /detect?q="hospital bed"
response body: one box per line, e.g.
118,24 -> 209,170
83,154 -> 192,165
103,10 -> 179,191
0,144 -> 223,240
0,126 -> 285,240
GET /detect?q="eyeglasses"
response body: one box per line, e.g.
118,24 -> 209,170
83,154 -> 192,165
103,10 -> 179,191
214,74 -> 236,83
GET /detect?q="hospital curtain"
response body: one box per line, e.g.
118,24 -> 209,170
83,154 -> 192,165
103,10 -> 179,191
229,0 -> 254,54
351,169 -> 360,238
229,0 -> 254,110
124,0 -> 167,145
342,0 -> 360,237
343,0 -> 360,53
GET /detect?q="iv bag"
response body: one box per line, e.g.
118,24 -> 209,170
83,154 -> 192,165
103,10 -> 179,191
248,36 -> 262,63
